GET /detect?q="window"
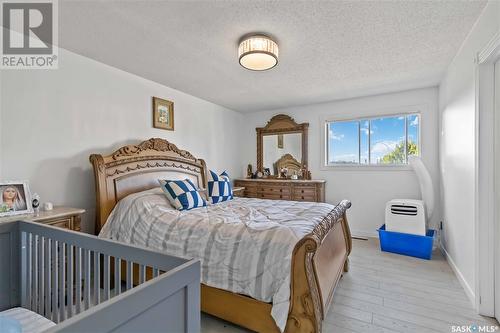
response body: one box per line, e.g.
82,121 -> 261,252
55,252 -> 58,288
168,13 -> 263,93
325,114 -> 420,166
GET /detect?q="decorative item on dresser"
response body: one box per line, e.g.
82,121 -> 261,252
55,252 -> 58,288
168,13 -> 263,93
234,178 -> 325,202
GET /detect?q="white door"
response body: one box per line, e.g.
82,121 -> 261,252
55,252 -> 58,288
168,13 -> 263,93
495,58 -> 500,322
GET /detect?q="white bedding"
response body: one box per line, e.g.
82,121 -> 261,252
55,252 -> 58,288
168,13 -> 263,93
0,307 -> 55,333
99,188 -> 336,331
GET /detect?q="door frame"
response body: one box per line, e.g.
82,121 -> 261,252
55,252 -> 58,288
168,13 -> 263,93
496,48 -> 500,322
475,31 -> 500,316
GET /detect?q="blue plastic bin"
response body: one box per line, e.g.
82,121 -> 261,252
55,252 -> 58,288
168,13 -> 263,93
377,224 -> 435,260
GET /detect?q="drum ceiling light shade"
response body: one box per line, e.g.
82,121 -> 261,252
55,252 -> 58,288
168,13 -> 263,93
238,35 -> 279,71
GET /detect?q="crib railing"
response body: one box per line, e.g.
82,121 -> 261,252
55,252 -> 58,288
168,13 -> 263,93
19,221 -> 188,324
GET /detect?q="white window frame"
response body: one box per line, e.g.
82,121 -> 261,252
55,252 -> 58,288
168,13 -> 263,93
321,111 -> 422,170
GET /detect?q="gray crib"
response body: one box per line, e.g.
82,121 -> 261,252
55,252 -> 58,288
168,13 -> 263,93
0,220 -> 200,333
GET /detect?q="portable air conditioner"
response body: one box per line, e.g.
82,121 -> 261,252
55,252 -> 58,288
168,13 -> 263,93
384,156 -> 435,237
385,199 -> 426,236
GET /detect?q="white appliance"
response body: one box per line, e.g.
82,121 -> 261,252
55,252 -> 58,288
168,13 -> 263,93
385,156 -> 435,236
385,199 -> 426,235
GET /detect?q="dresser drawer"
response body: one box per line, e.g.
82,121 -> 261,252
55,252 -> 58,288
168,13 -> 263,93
234,181 -> 252,188
242,187 -> 259,197
260,186 -> 290,195
46,218 -> 72,229
292,185 -> 317,202
292,193 -> 317,202
292,186 -> 317,196
262,193 -> 292,200
72,217 -> 81,231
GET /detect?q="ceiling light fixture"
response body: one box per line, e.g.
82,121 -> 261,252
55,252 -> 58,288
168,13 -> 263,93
238,34 -> 279,71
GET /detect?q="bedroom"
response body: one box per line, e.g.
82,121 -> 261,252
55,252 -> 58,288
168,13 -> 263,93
0,1 -> 499,332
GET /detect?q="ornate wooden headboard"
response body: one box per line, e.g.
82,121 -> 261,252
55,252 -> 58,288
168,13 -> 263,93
89,138 -> 207,233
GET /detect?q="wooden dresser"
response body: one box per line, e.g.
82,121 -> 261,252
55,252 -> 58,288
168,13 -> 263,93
234,179 -> 326,202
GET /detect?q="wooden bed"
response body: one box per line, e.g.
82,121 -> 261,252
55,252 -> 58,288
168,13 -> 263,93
89,138 -> 352,333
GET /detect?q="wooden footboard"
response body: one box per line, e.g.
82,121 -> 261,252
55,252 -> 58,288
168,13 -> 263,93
285,200 -> 352,333
201,200 -> 352,333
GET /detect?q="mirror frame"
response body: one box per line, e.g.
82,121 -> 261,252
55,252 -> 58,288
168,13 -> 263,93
256,114 -> 309,178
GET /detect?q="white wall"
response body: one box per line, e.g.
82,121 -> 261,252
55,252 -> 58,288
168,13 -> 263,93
241,87 -> 440,237
0,48 -> 244,233
0,71 -> 2,179
439,1 -> 500,303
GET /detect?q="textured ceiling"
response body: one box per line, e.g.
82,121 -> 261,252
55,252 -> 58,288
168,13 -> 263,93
59,1 -> 486,112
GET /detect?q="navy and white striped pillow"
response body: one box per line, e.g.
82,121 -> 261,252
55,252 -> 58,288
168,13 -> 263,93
159,179 -> 207,211
207,170 -> 233,204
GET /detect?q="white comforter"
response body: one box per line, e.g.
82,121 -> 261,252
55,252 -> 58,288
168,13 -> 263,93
99,188 -> 335,331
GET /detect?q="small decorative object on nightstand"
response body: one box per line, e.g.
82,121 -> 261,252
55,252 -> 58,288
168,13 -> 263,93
32,207 -> 85,231
233,187 -> 245,197
32,193 -> 40,216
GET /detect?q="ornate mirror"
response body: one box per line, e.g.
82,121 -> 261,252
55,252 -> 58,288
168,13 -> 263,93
257,114 -> 310,179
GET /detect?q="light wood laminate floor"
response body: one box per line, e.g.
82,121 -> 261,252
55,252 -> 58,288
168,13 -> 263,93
201,238 -> 498,333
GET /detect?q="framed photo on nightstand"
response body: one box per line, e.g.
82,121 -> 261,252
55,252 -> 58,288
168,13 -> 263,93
0,181 -> 33,217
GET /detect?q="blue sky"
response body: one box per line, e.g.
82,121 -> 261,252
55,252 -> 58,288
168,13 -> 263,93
328,114 -> 419,164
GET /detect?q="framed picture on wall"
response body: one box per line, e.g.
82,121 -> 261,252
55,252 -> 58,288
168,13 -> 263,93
153,97 -> 174,130
0,181 -> 33,217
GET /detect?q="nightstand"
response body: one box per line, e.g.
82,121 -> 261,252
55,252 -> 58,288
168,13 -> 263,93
31,207 -> 85,231
233,186 -> 245,197
0,207 -> 85,231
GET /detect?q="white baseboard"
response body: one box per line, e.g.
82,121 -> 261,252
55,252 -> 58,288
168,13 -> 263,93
440,245 -> 476,308
351,229 -> 379,239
